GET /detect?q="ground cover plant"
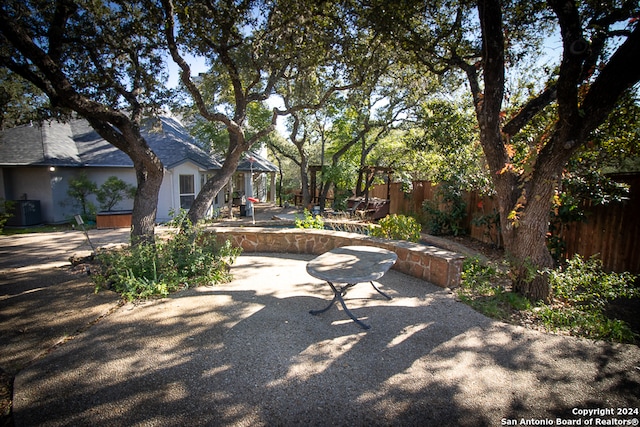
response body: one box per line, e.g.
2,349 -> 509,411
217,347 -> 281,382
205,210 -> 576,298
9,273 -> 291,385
457,254 -> 639,344
0,199 -> 15,232
369,214 -> 421,242
93,227 -> 241,301
294,209 -> 324,229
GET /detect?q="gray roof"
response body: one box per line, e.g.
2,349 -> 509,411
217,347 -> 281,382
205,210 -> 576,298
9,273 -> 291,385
237,151 -> 279,173
0,117 -> 277,172
0,122 -> 49,165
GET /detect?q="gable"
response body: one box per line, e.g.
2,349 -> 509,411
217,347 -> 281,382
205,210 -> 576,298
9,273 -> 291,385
144,117 -> 222,171
42,121 -> 81,165
0,123 -> 47,166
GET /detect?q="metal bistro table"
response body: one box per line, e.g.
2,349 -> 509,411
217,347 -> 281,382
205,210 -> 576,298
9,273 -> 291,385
306,245 -> 398,329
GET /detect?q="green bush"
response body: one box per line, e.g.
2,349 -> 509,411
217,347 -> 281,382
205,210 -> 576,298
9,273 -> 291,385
67,172 -> 98,219
422,182 -> 467,236
0,199 -> 15,232
370,214 -> 421,242
549,254 -> 637,310
538,254 -> 638,342
96,176 -> 136,211
295,209 -> 324,229
460,256 -> 500,293
457,254 -> 638,343
457,256 -> 531,320
94,228 -> 241,301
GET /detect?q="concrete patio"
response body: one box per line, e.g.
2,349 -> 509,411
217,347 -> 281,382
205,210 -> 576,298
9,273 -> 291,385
1,215 -> 639,426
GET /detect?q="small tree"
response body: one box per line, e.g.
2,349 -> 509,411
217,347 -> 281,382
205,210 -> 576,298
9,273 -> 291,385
0,199 -> 15,231
96,177 -> 137,212
67,173 -> 97,218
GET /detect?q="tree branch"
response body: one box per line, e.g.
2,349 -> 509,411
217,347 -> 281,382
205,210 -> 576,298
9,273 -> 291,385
502,84 -> 557,137
580,23 -> 640,136
0,10 -> 127,126
548,0 -> 588,126
160,0 -> 239,132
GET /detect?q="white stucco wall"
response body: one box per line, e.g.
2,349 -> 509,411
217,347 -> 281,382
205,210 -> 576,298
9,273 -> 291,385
157,161 -> 215,224
156,170 -> 174,224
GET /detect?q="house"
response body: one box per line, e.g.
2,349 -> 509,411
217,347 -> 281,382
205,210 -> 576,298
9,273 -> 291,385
0,116 -> 277,225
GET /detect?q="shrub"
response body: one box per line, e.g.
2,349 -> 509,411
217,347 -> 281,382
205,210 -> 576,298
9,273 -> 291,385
295,209 -> 324,229
67,172 -> 97,218
537,254 -> 638,342
422,182 -> 467,236
549,254 -> 637,310
0,199 -> 15,232
457,256 -> 531,320
456,254 -> 638,344
93,227 -> 241,301
96,176 -> 136,211
370,214 -> 421,242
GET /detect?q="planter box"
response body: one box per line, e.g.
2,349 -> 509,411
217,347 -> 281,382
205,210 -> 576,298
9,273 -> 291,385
96,210 -> 132,229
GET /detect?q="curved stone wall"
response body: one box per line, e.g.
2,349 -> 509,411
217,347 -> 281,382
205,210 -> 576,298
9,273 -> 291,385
209,226 -> 464,289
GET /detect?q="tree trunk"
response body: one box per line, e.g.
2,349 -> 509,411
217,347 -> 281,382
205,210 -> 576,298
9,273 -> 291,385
227,176 -> 234,219
498,181 -> 556,302
187,137 -> 245,225
299,155 -> 311,208
86,118 -> 164,245
473,0 -> 557,302
130,157 -> 164,244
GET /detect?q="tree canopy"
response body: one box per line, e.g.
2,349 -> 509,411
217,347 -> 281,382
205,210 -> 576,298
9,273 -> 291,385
356,0 -> 640,300
2,1 -> 638,303
0,0 -> 171,243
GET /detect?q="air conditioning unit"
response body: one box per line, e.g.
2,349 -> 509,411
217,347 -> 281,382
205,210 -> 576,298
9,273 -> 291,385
6,200 -> 42,226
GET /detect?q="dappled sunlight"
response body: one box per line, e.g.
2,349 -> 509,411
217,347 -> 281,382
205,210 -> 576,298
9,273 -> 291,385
386,322 -> 433,348
269,334 -> 366,386
387,294 -> 434,307
201,364 -> 233,380
0,286 -> 46,301
9,252 -> 640,426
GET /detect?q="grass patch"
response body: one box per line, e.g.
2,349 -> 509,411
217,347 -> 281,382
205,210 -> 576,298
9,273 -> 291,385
1,223 -> 79,235
457,254 -> 638,344
457,256 -> 531,321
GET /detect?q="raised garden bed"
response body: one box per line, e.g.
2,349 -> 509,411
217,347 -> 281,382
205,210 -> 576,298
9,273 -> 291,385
96,210 -> 132,229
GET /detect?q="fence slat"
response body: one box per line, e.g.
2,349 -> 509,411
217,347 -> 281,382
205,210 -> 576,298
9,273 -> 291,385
372,174 -> 640,273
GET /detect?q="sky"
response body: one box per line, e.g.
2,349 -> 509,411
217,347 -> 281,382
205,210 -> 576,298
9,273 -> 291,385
165,53 -> 209,89
164,52 -> 290,136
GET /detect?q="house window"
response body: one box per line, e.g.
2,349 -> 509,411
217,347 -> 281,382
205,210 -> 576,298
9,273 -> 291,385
179,174 -> 195,209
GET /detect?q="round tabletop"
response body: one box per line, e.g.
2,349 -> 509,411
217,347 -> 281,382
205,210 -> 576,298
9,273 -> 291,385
306,245 -> 398,284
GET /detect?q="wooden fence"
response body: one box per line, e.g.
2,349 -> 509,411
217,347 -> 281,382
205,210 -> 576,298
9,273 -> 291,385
371,174 -> 640,274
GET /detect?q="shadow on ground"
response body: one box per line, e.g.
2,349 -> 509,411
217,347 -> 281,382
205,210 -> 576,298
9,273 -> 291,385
6,253 -> 640,426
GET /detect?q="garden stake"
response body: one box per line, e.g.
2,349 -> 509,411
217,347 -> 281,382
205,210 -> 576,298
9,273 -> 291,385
75,214 -> 95,254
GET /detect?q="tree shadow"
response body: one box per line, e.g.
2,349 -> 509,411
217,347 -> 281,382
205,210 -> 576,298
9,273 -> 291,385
12,253 -> 640,426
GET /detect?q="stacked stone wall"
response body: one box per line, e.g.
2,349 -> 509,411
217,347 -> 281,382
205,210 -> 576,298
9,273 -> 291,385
209,227 -> 464,288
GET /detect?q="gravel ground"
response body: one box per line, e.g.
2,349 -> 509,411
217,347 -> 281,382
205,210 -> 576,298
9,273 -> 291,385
1,224 -> 639,426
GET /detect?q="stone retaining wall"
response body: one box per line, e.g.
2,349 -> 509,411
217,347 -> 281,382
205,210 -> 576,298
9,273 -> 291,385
209,227 -> 464,288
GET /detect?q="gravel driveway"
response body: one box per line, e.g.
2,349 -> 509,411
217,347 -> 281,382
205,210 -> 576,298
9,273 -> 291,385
1,229 -> 639,426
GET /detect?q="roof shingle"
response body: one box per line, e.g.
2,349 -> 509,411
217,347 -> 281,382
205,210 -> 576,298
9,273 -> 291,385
0,117 -> 275,172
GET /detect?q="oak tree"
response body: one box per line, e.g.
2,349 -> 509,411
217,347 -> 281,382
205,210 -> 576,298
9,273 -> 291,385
361,0 -> 640,301
0,0 -> 169,243
162,0 -> 369,224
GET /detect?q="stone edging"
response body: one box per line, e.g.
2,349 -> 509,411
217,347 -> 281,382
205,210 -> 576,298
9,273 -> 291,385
208,226 -> 464,289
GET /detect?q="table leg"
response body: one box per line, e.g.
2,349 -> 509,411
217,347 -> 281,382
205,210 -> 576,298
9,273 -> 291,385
309,282 -> 370,330
370,281 -> 392,300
